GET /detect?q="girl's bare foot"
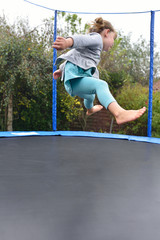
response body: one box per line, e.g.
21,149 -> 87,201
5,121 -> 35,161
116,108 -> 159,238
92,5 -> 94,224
115,107 -> 146,125
86,105 -> 103,116
108,102 -> 146,125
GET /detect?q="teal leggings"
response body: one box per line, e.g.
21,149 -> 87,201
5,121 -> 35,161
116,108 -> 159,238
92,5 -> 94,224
70,77 -> 116,109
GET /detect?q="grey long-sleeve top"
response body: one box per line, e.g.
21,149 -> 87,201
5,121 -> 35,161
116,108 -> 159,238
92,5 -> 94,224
55,32 -> 103,80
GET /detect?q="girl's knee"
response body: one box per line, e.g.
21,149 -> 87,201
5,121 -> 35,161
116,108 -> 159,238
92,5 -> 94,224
98,80 -> 109,89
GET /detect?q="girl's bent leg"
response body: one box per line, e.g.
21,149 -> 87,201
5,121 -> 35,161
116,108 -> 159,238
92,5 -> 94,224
71,77 -> 116,110
71,77 -> 146,123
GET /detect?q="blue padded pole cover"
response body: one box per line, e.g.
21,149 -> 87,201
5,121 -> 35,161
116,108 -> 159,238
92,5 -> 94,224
148,11 -> 155,137
52,10 -> 57,131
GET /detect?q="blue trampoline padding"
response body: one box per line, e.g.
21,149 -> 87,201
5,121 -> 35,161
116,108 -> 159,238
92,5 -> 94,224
0,131 -> 160,144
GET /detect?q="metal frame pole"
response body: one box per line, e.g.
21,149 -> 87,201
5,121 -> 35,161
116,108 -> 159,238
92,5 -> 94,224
52,10 -> 57,131
147,10 -> 155,137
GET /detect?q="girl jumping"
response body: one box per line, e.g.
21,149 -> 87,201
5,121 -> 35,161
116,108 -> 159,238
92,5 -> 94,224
53,17 -> 146,125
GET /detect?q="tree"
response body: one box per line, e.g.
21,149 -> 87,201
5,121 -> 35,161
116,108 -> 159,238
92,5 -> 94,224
0,16 -> 53,131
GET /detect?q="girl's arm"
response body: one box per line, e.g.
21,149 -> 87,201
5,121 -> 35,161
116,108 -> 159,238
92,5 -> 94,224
53,33 -> 102,50
71,33 -> 102,49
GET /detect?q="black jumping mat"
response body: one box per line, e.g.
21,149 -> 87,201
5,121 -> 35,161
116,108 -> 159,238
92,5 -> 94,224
0,136 -> 160,240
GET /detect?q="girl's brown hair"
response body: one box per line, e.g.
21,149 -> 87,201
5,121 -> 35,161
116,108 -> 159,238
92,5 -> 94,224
89,17 -> 117,38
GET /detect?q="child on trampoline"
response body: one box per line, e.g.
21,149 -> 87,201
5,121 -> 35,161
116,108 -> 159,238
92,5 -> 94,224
52,17 -> 146,125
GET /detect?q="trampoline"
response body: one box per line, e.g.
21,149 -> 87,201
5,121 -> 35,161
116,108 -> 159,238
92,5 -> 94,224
1,1 -> 160,239
0,132 -> 160,240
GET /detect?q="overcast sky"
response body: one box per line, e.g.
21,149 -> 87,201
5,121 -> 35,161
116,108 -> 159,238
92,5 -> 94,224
1,0 -> 160,47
